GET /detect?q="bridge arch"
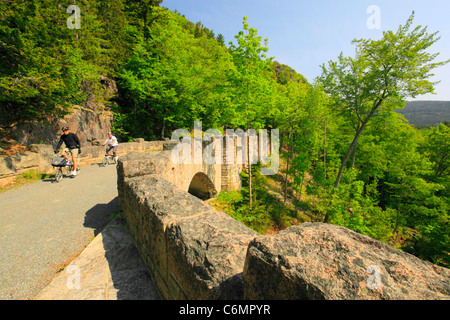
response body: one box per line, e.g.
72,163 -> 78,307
188,172 -> 217,200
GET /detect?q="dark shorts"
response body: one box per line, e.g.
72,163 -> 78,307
106,145 -> 118,155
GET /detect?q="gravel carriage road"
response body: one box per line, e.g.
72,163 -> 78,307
0,163 -> 120,299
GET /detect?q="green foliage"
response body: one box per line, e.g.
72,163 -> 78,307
212,165 -> 301,234
115,7 -> 236,140
420,124 -> 450,180
0,0 -> 137,131
3,3 -> 448,268
226,16 -> 278,130
319,12 -> 449,189
326,177 -> 396,242
0,0 -> 71,129
272,61 -> 308,85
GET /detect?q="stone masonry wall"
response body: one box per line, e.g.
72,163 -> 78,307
244,223 -> 450,300
117,150 -> 450,300
117,172 -> 258,299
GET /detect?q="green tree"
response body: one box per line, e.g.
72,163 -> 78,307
319,12 -> 449,189
125,0 -> 162,39
0,0 -> 89,131
344,111 -> 449,266
228,16 -> 277,208
95,0 -> 133,73
116,7 -> 234,140
216,33 -> 225,46
420,124 -> 450,180
277,81 -> 329,207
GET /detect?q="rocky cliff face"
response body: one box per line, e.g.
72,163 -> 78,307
8,75 -> 117,148
9,107 -> 113,147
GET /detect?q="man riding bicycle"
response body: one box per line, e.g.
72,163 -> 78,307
102,132 -> 119,161
54,126 -> 81,176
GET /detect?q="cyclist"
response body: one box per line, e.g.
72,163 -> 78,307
54,126 -> 81,176
102,132 -> 119,161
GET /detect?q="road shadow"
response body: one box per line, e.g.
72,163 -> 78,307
99,215 -> 162,300
83,198 -> 161,299
83,197 -> 119,236
41,177 -> 57,183
41,174 -> 77,184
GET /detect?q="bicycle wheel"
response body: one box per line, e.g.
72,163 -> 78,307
102,157 -> 108,167
55,168 -> 63,182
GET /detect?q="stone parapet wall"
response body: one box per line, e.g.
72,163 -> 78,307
117,151 -> 450,300
117,172 -> 258,299
244,223 -> 450,300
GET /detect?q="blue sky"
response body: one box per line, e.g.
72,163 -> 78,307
162,0 -> 450,101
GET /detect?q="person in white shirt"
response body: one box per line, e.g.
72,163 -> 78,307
102,132 -> 119,161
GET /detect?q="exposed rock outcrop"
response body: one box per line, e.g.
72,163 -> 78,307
10,107 -> 113,147
9,75 -> 118,147
243,222 -> 450,300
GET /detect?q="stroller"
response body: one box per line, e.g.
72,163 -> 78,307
51,156 -> 80,182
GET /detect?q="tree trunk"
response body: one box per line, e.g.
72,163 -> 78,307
284,126 -> 293,203
350,142 -> 357,169
348,141 -> 358,185
246,101 -> 252,209
334,124 -> 366,188
334,92 -> 387,189
246,77 -> 252,210
161,118 -> 165,140
323,120 -> 327,180
248,128 -> 252,209
392,200 -> 402,235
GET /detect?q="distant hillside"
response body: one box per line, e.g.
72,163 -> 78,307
396,101 -> 450,127
272,61 -> 308,85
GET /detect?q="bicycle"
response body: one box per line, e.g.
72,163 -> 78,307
101,147 -> 118,167
52,152 -> 80,182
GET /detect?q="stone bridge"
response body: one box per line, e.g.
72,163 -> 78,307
119,132 -> 276,200
117,136 -> 450,300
